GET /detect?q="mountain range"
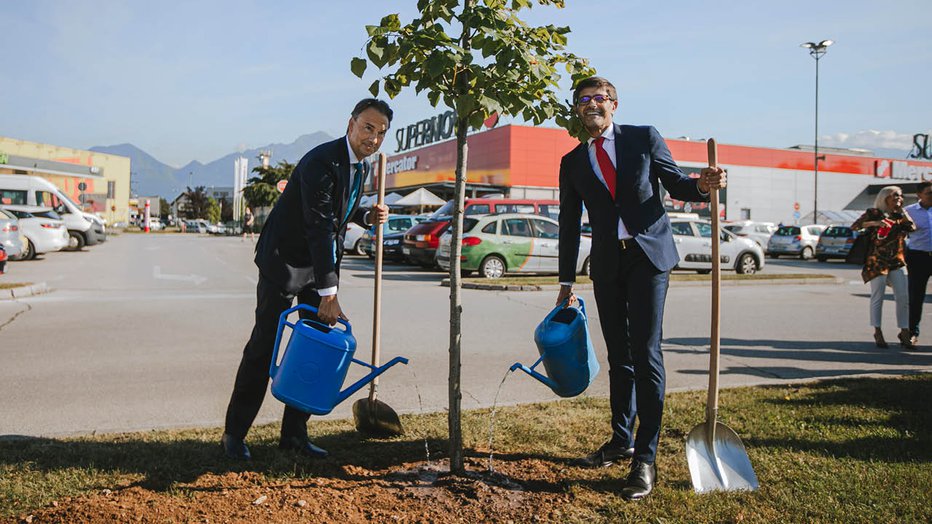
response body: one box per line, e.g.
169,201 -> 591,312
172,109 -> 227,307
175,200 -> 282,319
90,131 -> 333,199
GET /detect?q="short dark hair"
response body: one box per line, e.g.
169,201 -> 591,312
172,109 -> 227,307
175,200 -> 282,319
573,76 -> 618,105
917,180 -> 932,194
351,98 -> 393,124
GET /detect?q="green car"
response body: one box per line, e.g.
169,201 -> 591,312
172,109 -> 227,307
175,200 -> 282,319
436,213 -> 592,278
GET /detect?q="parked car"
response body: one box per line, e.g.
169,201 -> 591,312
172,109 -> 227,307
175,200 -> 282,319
0,174 -> 104,249
0,208 -> 25,260
404,198 -> 559,268
670,216 -> 764,274
207,222 -> 226,235
344,223 -> 367,256
0,205 -> 69,260
0,244 -> 6,274
722,221 -> 777,252
185,220 -> 209,234
436,213 -> 592,278
767,224 -> 827,260
816,225 -> 857,262
359,215 -> 428,259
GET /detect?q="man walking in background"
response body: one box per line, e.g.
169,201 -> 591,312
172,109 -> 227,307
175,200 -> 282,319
905,180 -> 932,348
557,76 -> 725,500
221,98 -> 392,461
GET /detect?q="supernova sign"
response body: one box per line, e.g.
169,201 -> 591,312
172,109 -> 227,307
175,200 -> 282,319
395,110 -> 456,153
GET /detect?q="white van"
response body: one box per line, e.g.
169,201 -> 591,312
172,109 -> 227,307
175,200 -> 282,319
0,175 -> 106,249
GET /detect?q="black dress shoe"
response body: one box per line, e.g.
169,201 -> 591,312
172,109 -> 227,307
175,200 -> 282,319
278,436 -> 329,459
221,433 -> 251,461
575,441 -> 635,468
621,460 -> 657,501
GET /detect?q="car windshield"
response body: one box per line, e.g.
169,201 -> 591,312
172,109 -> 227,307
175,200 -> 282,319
822,226 -> 852,237
431,201 -> 454,218
776,226 -> 800,236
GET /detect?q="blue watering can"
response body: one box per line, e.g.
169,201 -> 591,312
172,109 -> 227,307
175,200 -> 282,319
510,297 -> 600,398
269,304 -> 408,416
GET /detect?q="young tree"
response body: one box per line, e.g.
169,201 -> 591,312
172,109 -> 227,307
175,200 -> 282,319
183,186 -> 211,219
243,160 -> 294,210
207,197 -> 221,224
352,0 -> 594,473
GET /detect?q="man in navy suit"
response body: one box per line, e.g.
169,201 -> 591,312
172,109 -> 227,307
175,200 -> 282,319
557,77 -> 726,500
221,98 -> 392,461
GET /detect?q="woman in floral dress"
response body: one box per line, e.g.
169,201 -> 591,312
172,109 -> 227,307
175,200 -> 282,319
851,186 -> 916,348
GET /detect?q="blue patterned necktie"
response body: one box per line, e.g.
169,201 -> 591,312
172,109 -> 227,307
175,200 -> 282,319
342,162 -> 365,228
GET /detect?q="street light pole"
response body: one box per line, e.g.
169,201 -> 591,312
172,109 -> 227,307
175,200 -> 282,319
800,39 -> 833,225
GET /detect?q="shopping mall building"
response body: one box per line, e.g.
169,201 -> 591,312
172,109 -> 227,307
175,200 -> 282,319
0,136 -> 131,225
378,113 -> 932,224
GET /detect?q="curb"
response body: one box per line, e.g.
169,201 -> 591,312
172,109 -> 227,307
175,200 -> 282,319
0,282 -> 51,300
441,275 -> 843,291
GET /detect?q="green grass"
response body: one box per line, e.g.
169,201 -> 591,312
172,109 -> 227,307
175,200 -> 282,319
0,282 -> 32,290
2,375 -> 929,522
461,272 -> 837,286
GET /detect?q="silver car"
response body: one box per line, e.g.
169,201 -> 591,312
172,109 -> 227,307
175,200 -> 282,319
0,205 -> 69,260
670,217 -> 765,274
723,221 -> 776,252
767,224 -> 827,260
0,208 -> 25,259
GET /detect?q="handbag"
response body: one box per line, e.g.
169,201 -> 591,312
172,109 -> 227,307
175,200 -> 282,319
845,232 -> 869,265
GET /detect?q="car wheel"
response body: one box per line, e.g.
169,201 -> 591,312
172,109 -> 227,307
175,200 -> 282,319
21,239 -> 35,260
67,231 -> 86,251
580,256 -> 591,277
353,239 -> 366,256
736,253 -> 757,274
816,256 -> 828,262
800,246 -> 813,260
479,255 -> 506,279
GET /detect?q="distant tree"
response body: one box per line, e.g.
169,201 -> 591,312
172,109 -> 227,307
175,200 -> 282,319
243,160 -> 294,209
159,199 -> 171,217
207,197 -> 221,223
220,197 -> 234,222
183,186 -> 211,219
353,0 -> 594,473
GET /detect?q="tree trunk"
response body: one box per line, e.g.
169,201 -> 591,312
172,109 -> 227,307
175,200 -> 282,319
448,0 -> 472,476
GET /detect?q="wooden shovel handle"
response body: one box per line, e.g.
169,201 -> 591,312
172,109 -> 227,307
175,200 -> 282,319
369,153 -> 387,402
707,139 -> 721,424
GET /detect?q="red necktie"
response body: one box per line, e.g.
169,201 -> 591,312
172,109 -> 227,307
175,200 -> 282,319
595,137 -> 616,199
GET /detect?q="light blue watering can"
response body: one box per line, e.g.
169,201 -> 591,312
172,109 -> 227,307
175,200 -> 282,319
510,297 -> 600,398
269,304 -> 408,416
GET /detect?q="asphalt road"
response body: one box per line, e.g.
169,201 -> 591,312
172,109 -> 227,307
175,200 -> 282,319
1,233 -> 929,437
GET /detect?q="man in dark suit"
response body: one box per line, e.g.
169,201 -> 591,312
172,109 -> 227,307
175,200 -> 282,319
221,98 -> 392,460
557,77 -> 725,500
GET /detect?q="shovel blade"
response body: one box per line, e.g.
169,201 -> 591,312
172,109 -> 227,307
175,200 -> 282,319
686,421 -> 759,493
352,398 -> 404,438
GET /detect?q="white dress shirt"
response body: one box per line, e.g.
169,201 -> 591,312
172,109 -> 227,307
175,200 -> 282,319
586,127 -> 633,240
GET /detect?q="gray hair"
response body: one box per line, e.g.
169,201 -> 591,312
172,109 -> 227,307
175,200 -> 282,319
874,186 -> 903,212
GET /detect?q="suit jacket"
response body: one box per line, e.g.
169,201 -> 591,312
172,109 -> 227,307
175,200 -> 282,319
254,137 -> 369,295
558,124 -> 708,282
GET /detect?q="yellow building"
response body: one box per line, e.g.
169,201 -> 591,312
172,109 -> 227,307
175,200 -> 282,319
0,136 -> 131,225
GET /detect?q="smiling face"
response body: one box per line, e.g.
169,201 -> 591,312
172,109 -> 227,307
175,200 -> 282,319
918,184 -> 932,208
575,86 -> 618,138
347,107 -> 390,159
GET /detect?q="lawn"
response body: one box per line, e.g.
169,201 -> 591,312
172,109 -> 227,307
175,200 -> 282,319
2,374 -> 929,523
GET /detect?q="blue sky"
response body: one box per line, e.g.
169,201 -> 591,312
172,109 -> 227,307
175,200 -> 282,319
2,0 -> 930,167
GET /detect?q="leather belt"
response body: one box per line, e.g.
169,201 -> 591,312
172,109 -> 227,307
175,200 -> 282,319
908,249 -> 932,256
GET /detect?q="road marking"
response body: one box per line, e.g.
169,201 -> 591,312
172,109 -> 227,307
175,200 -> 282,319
153,265 -> 207,285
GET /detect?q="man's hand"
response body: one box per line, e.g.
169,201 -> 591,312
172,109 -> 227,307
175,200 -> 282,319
368,204 -> 389,225
698,166 -> 727,193
556,284 -> 577,308
317,295 -> 347,326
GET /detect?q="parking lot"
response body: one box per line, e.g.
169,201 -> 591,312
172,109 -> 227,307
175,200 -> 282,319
0,232 -> 927,438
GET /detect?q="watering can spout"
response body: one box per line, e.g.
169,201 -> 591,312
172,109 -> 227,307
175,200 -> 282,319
336,356 -> 409,405
510,360 -> 559,392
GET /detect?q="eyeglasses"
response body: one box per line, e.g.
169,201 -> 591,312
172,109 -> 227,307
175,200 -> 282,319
576,94 -> 614,106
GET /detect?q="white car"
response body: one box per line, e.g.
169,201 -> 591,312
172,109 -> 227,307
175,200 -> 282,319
0,205 -> 69,259
723,220 -> 776,252
670,216 -> 764,274
343,222 -> 367,256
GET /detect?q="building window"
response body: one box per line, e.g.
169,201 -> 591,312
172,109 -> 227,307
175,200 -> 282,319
740,208 -> 751,220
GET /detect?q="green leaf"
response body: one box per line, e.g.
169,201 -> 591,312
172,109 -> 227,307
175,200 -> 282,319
367,41 -> 385,67
350,57 -> 367,78
368,80 -> 380,97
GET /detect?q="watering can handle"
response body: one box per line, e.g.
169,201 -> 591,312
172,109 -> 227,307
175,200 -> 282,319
269,303 -> 352,378
553,296 -> 586,318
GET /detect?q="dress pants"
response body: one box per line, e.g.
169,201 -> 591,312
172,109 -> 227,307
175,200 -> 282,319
869,268 -> 909,329
224,273 -> 322,440
592,240 -> 669,464
906,249 -> 932,337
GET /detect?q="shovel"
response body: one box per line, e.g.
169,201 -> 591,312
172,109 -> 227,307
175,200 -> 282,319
685,138 -> 759,493
353,152 -> 405,437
